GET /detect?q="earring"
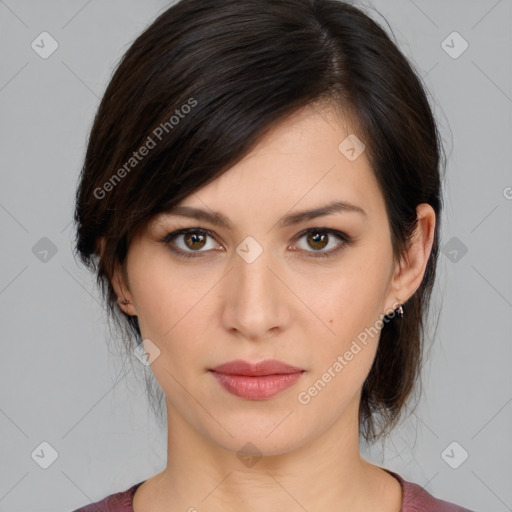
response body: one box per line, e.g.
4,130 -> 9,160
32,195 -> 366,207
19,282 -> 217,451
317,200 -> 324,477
395,302 -> 404,318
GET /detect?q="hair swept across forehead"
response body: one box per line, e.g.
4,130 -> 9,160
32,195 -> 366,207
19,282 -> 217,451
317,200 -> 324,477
73,0 -> 445,443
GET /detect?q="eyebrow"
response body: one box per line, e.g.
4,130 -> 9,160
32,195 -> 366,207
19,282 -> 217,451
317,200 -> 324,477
159,200 -> 366,229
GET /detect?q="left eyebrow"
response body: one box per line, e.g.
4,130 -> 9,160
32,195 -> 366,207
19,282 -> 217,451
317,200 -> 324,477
277,200 -> 367,228
159,200 -> 367,230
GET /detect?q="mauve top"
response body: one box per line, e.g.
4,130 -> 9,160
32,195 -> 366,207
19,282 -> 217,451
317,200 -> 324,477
71,471 -> 476,512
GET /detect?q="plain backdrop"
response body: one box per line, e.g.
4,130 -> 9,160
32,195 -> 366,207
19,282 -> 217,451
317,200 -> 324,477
1,1 -> 511,511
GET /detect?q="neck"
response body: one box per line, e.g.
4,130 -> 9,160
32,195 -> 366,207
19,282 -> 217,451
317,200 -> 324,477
138,396 -> 401,512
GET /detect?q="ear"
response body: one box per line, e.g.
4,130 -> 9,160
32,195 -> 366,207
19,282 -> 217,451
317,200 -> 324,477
96,237 -> 137,317
385,203 -> 436,313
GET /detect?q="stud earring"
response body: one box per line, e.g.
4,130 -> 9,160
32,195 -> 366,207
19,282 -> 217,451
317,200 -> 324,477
393,298 -> 404,318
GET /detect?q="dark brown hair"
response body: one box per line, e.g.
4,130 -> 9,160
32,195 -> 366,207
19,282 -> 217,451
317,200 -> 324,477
73,0 -> 445,444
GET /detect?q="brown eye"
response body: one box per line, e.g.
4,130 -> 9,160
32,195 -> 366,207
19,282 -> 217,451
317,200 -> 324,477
293,228 -> 349,258
161,228 -> 219,258
183,232 -> 207,250
306,231 -> 329,251
161,227 -> 350,261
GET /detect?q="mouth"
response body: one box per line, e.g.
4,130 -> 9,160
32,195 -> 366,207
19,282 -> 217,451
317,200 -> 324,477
209,359 -> 305,400
209,359 -> 304,376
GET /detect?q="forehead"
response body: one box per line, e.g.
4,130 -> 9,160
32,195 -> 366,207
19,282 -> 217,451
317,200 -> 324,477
151,103 -> 385,228
193,106 -> 378,198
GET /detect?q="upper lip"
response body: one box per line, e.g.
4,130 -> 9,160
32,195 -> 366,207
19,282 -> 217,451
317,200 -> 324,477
210,359 -> 304,376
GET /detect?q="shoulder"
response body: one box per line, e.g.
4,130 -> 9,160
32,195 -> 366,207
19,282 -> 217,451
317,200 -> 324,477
388,471 -> 476,512
70,481 -> 145,512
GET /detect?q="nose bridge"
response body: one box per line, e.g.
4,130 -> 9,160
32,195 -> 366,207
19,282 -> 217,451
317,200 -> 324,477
222,239 -> 290,338
236,241 -> 279,306
238,246 -> 274,298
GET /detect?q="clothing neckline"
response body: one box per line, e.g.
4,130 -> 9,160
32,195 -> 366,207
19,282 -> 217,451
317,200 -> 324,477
383,469 -> 406,511
127,467 -> 406,512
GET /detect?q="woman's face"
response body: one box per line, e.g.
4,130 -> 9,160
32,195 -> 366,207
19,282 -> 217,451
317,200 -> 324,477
114,104 -> 420,456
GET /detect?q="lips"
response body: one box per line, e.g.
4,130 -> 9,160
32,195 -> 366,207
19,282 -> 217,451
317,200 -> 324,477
209,359 -> 305,400
209,359 -> 304,376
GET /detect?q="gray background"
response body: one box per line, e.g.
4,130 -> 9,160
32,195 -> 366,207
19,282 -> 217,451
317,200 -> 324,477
1,0 -> 511,511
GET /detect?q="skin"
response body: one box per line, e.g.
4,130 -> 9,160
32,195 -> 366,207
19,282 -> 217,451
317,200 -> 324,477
106,103 -> 436,512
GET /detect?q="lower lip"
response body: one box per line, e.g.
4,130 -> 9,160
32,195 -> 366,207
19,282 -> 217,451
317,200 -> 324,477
210,371 -> 304,399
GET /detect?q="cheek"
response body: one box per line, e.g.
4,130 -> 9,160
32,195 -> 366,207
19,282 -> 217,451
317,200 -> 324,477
318,307 -> 381,386
306,264 -> 385,337
299,261 -> 388,383
298,292 -> 382,414
127,248 -> 198,334
127,253 -> 221,377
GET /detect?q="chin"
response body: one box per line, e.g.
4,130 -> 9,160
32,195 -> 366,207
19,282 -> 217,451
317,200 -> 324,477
204,419 -> 312,460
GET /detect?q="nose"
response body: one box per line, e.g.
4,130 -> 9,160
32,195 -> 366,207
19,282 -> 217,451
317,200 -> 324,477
220,245 -> 292,341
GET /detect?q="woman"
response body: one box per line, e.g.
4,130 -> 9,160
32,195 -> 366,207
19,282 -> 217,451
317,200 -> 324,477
72,0 -> 474,510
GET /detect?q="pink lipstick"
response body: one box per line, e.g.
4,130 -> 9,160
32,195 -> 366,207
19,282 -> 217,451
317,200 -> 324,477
209,359 -> 305,400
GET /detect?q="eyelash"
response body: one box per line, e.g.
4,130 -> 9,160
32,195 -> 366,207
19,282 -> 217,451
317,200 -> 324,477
159,227 -> 351,260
